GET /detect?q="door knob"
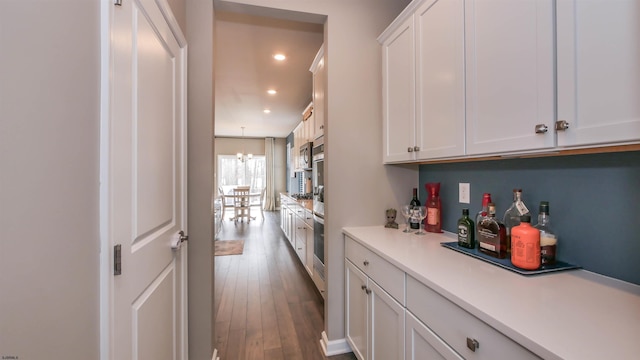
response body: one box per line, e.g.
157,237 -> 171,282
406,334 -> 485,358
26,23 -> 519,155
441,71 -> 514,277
555,120 -> 570,131
535,124 -> 548,134
172,230 -> 188,250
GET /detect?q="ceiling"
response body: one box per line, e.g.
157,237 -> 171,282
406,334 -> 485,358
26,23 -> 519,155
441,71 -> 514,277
214,10 -> 324,139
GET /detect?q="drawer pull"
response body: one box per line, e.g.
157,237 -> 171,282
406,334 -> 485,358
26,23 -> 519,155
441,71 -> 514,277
361,285 -> 367,290
466,337 -> 479,352
363,260 -> 369,266
365,288 -> 371,295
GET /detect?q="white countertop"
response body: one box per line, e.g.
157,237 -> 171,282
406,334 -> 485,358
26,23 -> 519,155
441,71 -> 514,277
343,226 -> 640,360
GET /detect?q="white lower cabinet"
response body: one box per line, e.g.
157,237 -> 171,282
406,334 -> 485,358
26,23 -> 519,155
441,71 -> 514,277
345,236 -> 405,360
406,311 -> 462,360
406,276 -> 541,360
345,233 -> 542,360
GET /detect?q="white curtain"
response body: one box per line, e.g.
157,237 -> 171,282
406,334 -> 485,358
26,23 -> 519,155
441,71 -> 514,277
264,137 -> 276,210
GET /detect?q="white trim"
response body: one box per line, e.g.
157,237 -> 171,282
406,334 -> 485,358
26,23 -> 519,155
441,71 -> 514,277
99,0 -> 114,359
320,331 -> 352,356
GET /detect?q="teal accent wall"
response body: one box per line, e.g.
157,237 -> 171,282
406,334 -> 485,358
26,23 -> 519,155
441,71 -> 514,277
418,150 -> 640,285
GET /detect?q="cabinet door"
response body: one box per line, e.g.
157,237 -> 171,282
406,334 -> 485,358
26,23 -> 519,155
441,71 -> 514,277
369,280 -> 404,360
406,311 -> 463,360
345,260 -> 368,360
465,0 -> 555,155
295,215 -> 306,265
382,15 -> 416,163
415,0 -> 465,159
556,0 -> 640,147
305,223 -> 314,276
311,46 -> 325,140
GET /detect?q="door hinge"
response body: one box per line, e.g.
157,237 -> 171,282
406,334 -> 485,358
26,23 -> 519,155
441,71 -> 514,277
114,244 -> 122,275
114,0 -> 122,6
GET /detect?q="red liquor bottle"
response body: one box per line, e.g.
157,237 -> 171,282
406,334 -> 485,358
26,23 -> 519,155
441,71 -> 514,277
425,182 -> 442,233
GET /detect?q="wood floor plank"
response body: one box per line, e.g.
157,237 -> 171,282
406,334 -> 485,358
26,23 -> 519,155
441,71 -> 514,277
214,211 -> 356,360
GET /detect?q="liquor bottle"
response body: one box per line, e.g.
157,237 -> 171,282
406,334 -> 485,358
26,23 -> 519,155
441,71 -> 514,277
511,214 -> 540,270
425,182 -> 442,233
535,201 -> 557,266
457,208 -> 475,249
502,189 -> 530,254
476,193 -> 492,242
409,188 -> 421,230
478,203 -> 507,258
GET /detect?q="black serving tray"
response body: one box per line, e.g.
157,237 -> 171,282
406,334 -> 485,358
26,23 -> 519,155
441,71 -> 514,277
441,241 -> 581,276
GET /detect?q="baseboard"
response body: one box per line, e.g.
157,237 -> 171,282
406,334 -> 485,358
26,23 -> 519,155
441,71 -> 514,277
320,331 -> 352,356
211,348 -> 218,360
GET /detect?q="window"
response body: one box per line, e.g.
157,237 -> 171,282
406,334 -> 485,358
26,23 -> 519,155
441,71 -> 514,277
217,155 -> 266,190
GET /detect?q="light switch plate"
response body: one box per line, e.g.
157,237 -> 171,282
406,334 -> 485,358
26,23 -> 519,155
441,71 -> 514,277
459,183 -> 470,204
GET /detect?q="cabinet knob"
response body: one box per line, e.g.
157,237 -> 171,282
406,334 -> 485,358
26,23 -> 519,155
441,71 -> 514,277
413,146 -> 420,152
361,285 -> 367,291
363,260 -> 369,266
555,120 -> 570,131
534,124 -> 548,134
466,338 -> 480,352
407,147 -> 414,153
365,288 -> 371,295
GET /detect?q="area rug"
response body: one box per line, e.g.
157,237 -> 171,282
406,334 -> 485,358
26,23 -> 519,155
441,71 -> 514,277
214,240 -> 245,256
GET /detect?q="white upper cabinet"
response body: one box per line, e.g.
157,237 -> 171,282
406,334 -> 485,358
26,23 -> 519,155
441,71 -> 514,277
465,0 -> 556,155
556,0 -> 640,147
310,45 -> 325,141
415,0 -> 465,159
381,16 -> 416,163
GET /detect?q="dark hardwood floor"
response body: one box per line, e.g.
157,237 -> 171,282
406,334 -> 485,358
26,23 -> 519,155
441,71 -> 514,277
214,210 -> 356,360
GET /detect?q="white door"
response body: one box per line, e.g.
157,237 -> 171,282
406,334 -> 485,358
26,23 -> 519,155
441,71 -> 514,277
465,0 -> 555,155
381,16 -> 416,163
405,311 -> 462,360
415,0 -> 465,160
369,280 -> 404,360
345,260 -> 368,360
556,0 -> 640,147
102,0 -> 187,359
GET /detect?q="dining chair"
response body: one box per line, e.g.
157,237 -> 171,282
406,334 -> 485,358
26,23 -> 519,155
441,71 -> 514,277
218,187 -> 235,220
250,188 -> 266,219
233,187 -> 252,222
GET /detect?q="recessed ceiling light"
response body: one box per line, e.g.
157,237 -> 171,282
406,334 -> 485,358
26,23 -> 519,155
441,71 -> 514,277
267,89 -> 277,95
263,109 -> 271,114
273,53 -> 286,61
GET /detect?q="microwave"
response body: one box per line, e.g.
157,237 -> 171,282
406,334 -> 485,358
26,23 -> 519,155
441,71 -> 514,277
300,142 -> 313,170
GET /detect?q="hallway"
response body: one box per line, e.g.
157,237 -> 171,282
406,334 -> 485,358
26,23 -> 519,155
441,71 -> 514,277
214,211 -> 355,360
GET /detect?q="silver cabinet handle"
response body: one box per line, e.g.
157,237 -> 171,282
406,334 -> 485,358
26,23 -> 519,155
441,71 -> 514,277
466,338 -> 479,352
555,120 -> 570,131
363,260 -> 369,266
365,288 -> 371,295
361,285 -> 367,291
535,124 -> 548,134
413,146 -> 420,151
407,147 -> 414,153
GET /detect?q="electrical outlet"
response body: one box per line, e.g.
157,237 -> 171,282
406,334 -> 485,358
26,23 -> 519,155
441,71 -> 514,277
459,183 -> 470,204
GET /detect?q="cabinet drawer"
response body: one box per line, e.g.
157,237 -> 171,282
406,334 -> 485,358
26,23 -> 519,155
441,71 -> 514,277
406,276 -> 540,360
345,236 -> 405,304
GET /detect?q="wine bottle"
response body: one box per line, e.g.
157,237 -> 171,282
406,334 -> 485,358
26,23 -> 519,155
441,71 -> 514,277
535,201 -> 557,266
476,193 -> 492,242
457,208 -> 475,249
409,188 -> 421,230
426,182 -> 442,233
503,189 -> 530,254
478,203 -> 507,259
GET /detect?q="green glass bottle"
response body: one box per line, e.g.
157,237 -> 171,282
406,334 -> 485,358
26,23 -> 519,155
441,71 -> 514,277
457,208 -> 475,249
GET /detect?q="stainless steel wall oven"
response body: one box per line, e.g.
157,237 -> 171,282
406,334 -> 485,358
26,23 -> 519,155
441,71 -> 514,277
312,137 -> 325,282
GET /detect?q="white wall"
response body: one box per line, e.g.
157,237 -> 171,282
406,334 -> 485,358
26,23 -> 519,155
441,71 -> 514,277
186,0 -> 215,359
214,0 -> 416,346
0,1 -> 101,359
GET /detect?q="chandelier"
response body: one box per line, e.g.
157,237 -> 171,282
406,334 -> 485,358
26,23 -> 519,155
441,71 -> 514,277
237,126 -> 253,162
